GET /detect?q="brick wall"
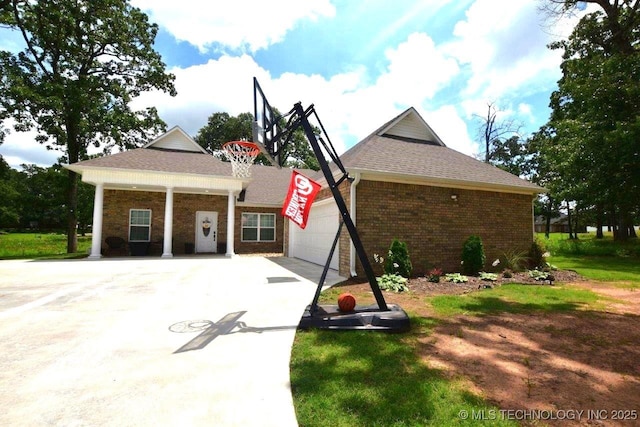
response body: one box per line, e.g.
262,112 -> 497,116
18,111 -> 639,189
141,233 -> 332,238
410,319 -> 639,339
102,190 -> 283,255
350,180 -> 534,276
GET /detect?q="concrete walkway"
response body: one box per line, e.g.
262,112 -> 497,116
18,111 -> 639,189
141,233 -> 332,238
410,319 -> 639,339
0,256 -> 344,426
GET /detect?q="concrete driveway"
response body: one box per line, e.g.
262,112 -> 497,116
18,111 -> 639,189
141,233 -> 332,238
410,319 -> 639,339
0,256 -> 343,426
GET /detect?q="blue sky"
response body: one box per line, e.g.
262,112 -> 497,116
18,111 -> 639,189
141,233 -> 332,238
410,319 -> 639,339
0,0 -> 590,168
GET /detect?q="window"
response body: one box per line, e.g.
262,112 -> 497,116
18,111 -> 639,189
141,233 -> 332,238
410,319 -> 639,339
129,209 -> 151,242
241,213 -> 276,242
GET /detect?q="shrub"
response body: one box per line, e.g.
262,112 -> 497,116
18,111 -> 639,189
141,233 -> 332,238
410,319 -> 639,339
528,269 -> 554,282
527,240 -> 546,269
384,239 -> 412,278
445,273 -> 468,283
501,249 -> 529,272
377,274 -> 409,292
461,235 -> 485,275
479,272 -> 498,282
427,268 -> 443,283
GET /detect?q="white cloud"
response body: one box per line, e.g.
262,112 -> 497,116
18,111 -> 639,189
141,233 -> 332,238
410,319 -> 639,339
132,31 -> 465,156
443,0 -> 593,106
131,0 -> 335,52
376,33 -> 459,108
0,126 -> 60,168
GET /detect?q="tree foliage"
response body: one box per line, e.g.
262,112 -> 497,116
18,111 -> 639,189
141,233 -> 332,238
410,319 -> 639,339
537,0 -> 640,241
0,0 -> 176,251
194,111 -> 320,170
0,157 -> 94,232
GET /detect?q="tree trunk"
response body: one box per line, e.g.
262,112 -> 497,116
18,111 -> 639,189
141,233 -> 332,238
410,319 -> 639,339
596,204 -> 604,239
566,201 -> 575,239
545,198 -> 552,238
66,169 -> 78,253
65,106 -> 80,254
625,211 -> 636,238
615,206 -> 629,242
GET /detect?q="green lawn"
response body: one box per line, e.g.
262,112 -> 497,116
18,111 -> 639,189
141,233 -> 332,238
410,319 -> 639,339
291,317 -> 516,427
0,232 -> 91,259
537,232 -> 640,286
291,283 -> 611,426
551,254 -> 640,285
291,235 -> 638,426
428,283 -> 604,316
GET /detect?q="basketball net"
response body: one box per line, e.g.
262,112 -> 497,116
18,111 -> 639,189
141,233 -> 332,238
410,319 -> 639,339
222,141 -> 261,178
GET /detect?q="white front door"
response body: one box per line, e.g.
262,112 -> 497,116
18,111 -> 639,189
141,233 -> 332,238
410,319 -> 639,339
195,211 -> 218,253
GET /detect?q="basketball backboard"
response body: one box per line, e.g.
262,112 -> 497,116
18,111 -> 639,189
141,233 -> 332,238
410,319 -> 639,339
252,77 -> 281,167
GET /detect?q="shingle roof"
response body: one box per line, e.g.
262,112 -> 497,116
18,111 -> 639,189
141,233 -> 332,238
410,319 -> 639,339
326,108 -> 543,194
73,147 -> 232,176
71,147 -> 312,205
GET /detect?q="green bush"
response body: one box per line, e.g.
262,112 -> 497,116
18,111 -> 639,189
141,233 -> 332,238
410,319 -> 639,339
479,272 -> 498,282
528,240 -> 546,269
384,239 -> 412,278
501,249 -> 529,272
376,274 -> 409,292
461,235 -> 485,275
444,273 -> 468,283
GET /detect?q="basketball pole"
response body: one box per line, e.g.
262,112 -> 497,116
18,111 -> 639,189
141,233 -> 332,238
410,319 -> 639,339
292,102 -> 389,312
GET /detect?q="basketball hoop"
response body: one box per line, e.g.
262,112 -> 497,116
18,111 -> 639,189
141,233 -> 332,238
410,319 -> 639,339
222,141 -> 261,178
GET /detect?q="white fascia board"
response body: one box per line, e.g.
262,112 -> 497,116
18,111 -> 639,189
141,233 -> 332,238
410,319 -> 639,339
73,166 -> 245,192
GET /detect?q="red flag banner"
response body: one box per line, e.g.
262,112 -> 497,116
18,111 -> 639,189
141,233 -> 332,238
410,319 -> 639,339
281,171 -> 322,229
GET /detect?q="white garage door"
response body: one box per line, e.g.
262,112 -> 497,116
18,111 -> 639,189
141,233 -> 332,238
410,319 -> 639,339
289,199 -> 340,269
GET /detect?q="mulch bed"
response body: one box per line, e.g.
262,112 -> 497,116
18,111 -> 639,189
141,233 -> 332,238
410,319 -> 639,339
408,270 -> 583,296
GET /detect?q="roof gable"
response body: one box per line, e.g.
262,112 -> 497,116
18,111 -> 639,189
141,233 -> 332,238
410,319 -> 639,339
331,107 -> 543,195
378,107 -> 445,146
144,126 -> 207,153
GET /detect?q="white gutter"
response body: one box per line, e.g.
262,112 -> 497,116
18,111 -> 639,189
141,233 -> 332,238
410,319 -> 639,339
349,172 -> 361,277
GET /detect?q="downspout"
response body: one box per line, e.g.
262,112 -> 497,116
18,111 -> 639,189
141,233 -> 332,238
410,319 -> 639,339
349,172 -> 361,277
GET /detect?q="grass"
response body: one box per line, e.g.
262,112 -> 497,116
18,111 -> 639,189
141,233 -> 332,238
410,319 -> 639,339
0,232 -> 91,259
551,255 -> 640,285
427,284 -> 604,317
291,317 -> 516,427
293,283 -> 607,426
537,232 -> 640,286
291,235 -> 635,426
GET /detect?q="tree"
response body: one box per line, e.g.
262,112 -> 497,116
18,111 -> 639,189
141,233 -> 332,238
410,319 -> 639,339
0,0 -> 176,252
475,102 -> 523,165
195,111 -> 320,170
544,1 -> 640,241
0,155 -> 21,228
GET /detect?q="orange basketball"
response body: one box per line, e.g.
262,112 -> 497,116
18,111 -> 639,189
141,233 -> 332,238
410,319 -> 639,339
338,292 -> 356,312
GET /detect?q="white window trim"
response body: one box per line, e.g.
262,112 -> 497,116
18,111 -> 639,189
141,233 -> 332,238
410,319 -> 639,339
129,209 -> 152,242
241,213 -> 276,242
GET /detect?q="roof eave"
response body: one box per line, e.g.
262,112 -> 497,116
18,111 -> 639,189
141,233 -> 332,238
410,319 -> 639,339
346,168 -> 545,195
64,164 -> 248,192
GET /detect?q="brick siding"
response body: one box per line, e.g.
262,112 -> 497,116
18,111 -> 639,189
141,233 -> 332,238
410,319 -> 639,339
349,180 -> 534,276
101,190 -> 283,255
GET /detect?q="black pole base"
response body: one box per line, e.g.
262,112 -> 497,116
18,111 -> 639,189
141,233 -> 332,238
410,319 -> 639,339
299,304 -> 410,332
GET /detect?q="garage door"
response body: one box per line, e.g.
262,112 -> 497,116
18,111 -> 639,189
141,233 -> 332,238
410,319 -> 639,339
289,198 -> 340,269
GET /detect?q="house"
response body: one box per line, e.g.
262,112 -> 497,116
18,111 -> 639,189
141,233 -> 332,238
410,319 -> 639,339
288,108 -> 544,276
66,126 -> 305,259
534,214 -> 587,234
67,107 -> 544,276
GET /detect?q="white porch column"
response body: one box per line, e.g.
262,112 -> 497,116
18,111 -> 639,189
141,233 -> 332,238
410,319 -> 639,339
162,187 -> 174,258
226,190 -> 236,257
89,183 -> 104,259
